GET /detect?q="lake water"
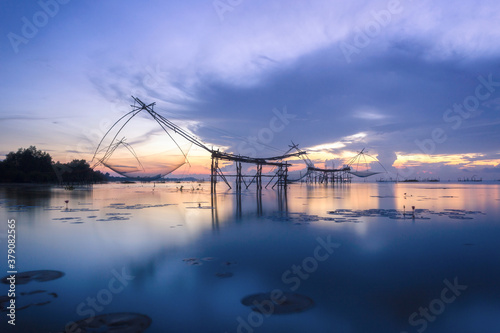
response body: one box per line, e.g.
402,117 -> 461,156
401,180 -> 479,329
0,182 -> 499,333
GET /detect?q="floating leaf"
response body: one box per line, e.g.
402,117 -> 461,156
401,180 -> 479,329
241,292 -> 314,314
449,216 -> 474,220
0,296 -> 11,312
70,312 -> 152,333
1,270 -> 64,285
1,290 -> 58,312
221,261 -> 237,267
96,216 -> 130,221
183,258 -> 202,266
20,290 -> 46,296
216,272 -> 234,278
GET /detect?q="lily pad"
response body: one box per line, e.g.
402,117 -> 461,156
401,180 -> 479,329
241,292 -> 314,314
216,272 -> 234,278
1,270 -> 64,285
0,296 -> 11,312
183,258 -> 202,266
221,261 -> 237,267
0,290 -> 58,312
70,312 -> 152,333
108,203 -> 175,210
96,216 -> 130,221
449,215 -> 473,220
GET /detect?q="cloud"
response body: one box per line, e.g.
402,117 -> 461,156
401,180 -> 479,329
481,165 -> 500,174
353,110 -> 388,120
2,0 -> 500,178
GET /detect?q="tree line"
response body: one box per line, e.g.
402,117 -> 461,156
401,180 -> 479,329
0,146 -> 106,184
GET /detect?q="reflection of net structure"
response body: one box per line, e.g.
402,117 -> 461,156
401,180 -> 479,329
92,99 -> 192,180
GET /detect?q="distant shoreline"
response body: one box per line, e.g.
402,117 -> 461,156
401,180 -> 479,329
1,180 -> 498,189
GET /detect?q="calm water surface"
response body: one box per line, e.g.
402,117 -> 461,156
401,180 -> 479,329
0,182 -> 499,333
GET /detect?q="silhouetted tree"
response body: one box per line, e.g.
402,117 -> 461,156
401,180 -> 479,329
0,147 -> 106,184
60,159 -> 106,183
0,146 -> 56,182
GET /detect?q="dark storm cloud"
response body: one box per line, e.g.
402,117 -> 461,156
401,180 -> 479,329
186,43 -> 500,158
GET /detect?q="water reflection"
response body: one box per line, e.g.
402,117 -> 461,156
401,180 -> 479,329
216,185 -> 287,223
0,182 -> 500,332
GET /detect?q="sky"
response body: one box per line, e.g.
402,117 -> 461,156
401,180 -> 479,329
1,0 -> 500,180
